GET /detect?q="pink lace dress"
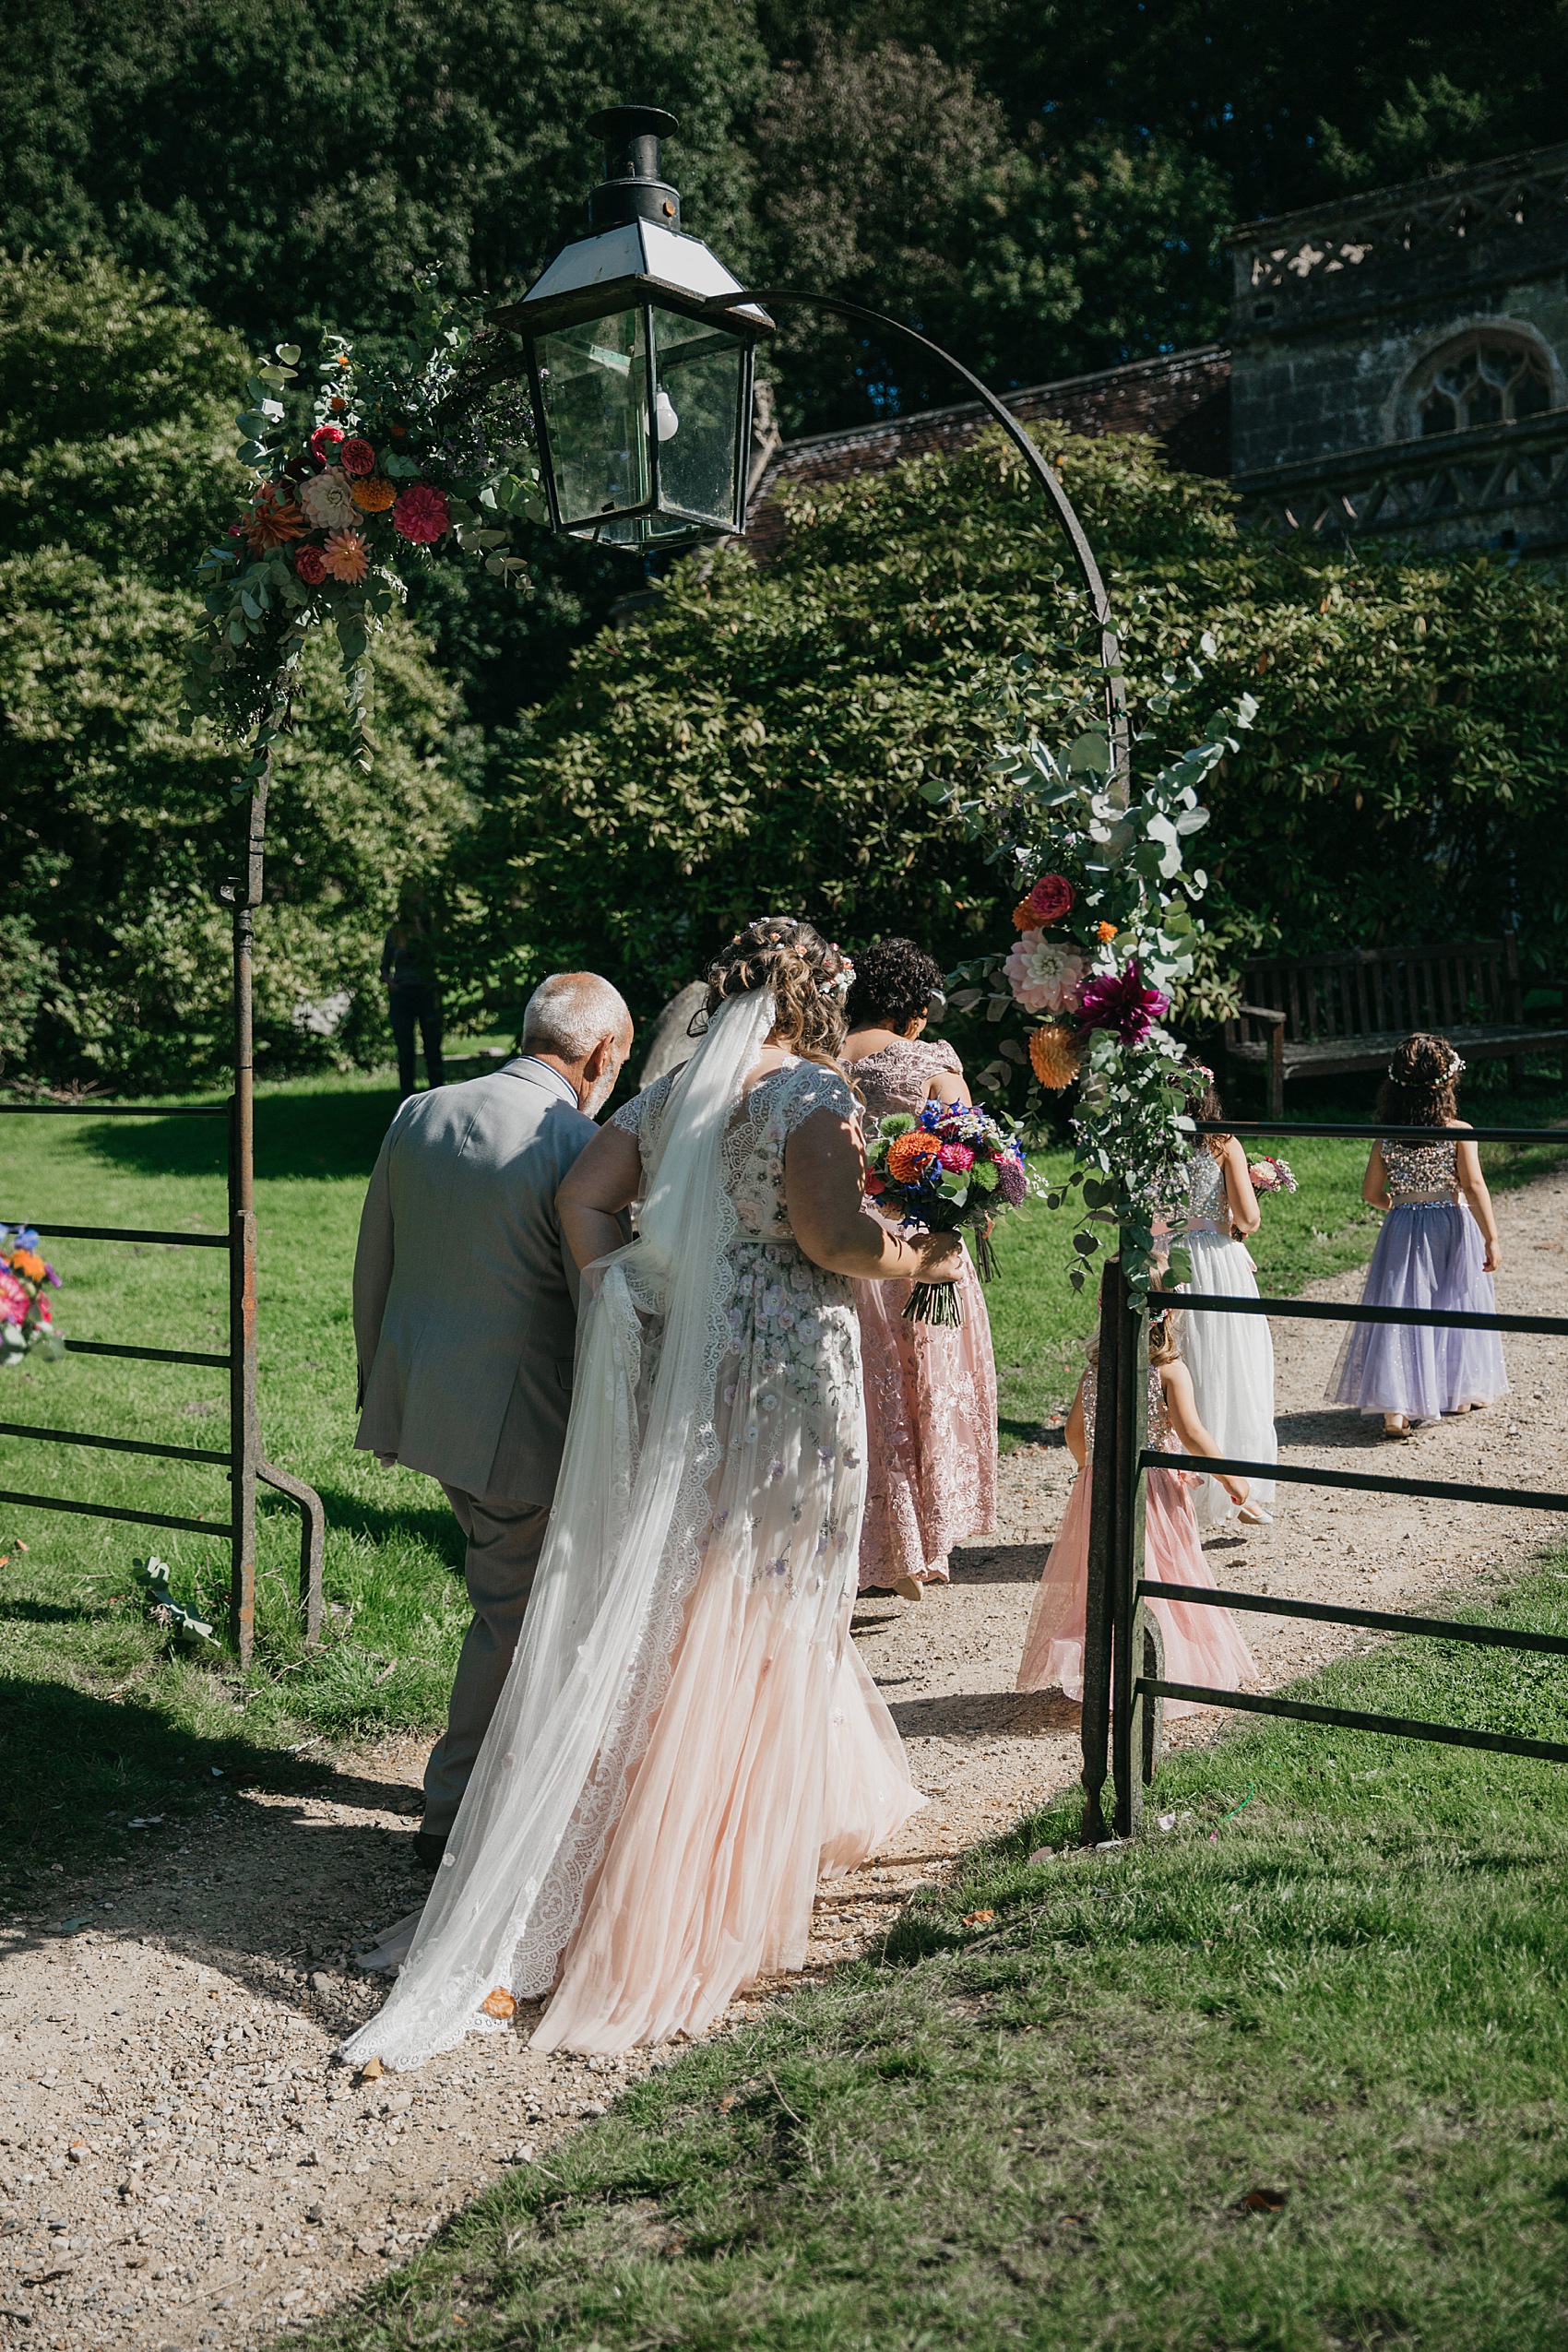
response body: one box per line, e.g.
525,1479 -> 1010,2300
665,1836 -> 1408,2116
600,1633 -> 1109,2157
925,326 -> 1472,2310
848,1038 -> 999,1591
1016,1357 -> 1256,1714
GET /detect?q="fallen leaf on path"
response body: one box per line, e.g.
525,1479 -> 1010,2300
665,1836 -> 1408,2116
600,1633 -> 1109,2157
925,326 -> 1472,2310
479,1988 -> 517,2020
356,2057 -> 384,2083
961,1910 -> 995,1927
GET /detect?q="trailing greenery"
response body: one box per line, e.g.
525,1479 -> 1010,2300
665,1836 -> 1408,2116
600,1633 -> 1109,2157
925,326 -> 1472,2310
0,254 -> 471,1089
454,427 -> 1568,1027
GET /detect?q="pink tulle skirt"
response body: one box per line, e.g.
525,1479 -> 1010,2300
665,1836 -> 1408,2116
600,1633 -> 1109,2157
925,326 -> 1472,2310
853,1241 -> 999,1589
1015,1464 -> 1255,1715
532,1561 -> 925,2055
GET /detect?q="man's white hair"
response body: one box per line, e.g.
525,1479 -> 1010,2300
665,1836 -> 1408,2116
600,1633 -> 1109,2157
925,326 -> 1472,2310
522,971 -> 631,1063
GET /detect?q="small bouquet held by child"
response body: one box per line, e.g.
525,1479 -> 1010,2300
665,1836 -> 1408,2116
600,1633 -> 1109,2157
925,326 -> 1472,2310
0,1225 -> 63,1369
864,1102 -> 1032,1324
1247,1157 -> 1297,1195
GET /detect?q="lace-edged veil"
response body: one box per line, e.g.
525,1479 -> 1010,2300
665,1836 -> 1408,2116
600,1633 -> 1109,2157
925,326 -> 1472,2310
341,985 -> 779,2072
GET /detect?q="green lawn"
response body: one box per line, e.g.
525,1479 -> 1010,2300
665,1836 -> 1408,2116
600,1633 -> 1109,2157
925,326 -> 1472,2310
1,1058 -> 1563,1897
297,1560 -> 1568,2352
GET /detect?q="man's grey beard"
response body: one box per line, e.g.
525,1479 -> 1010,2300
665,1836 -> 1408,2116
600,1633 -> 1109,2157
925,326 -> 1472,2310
581,1068 -> 619,1119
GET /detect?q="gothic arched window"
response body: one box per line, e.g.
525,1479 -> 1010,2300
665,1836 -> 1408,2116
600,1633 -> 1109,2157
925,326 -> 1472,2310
1412,335 -> 1554,438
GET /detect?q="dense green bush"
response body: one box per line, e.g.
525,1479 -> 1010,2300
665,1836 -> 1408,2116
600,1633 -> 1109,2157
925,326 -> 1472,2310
455,427 -> 1568,1025
0,254 -> 469,1089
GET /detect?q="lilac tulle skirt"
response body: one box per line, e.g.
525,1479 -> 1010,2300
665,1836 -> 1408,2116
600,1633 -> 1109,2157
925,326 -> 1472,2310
1329,1201 -> 1507,1420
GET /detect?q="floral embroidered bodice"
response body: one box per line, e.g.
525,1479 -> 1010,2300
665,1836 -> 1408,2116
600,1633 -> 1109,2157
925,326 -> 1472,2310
1383,1135 -> 1458,1202
614,1056 -> 856,1242
849,1037 -> 964,1123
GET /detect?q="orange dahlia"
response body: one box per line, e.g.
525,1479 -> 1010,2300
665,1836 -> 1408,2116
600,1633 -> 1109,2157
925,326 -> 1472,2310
886,1129 -> 943,1184
350,474 -> 396,513
1011,897 -> 1037,932
244,484 -> 306,552
1096,920 -> 1117,944
1029,1023 -> 1082,1089
321,528 -> 370,583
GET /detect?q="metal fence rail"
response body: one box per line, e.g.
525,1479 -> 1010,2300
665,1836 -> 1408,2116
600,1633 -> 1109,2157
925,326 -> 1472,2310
0,1099 -> 323,1657
1079,1111 -> 1568,1843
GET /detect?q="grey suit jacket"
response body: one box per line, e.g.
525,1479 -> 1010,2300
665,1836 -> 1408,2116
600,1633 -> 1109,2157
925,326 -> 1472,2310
352,1060 -> 599,1503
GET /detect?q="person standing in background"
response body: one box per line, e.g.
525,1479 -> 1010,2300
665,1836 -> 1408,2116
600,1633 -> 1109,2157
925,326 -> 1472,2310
383,892 -> 445,1099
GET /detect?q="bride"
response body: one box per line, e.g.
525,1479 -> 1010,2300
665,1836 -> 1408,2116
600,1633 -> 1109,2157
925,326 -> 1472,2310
343,917 -> 961,2064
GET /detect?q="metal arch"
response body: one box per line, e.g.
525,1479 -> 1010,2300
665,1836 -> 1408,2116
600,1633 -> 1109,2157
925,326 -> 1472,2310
706,284 -> 1131,801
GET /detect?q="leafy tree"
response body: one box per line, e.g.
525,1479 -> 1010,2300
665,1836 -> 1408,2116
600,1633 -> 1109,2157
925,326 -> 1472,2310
452,428 -> 1568,1029
0,253 -> 469,1088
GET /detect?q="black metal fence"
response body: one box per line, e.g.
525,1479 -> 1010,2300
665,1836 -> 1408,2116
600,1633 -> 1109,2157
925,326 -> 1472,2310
1079,1115 -> 1568,1843
0,1098 -> 323,1660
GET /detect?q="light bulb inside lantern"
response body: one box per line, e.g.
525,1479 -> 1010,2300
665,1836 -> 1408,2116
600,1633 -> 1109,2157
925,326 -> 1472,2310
654,387 -> 680,443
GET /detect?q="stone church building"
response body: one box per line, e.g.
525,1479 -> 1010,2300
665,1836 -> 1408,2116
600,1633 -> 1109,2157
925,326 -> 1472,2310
748,139 -> 1568,559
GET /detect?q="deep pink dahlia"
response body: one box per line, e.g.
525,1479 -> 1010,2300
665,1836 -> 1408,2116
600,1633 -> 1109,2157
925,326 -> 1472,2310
338,436 -> 376,477
392,482 -> 450,544
308,424 -> 345,462
1077,960 -> 1170,1045
0,1270 -> 28,1324
937,1141 -> 975,1172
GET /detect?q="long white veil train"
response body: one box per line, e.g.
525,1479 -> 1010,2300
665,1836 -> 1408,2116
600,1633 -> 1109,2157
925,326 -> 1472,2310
342,987 -> 778,2072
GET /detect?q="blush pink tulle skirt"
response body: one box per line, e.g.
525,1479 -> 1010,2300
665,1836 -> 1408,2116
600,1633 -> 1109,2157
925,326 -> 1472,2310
531,1561 -> 926,2055
853,1241 -> 999,1589
1015,1464 -> 1256,1715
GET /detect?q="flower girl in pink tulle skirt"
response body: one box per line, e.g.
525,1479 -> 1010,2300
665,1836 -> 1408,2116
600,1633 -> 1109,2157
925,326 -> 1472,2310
1016,1305 -> 1256,1713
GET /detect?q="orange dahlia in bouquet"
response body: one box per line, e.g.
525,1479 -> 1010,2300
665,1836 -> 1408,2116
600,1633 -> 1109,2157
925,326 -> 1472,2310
864,1103 -> 1033,1324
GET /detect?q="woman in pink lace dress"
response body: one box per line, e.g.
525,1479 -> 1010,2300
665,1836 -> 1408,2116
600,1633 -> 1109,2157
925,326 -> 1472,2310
845,939 -> 999,1600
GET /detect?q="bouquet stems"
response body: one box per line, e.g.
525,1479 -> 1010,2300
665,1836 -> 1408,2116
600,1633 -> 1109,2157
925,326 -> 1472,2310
903,1281 -> 964,1327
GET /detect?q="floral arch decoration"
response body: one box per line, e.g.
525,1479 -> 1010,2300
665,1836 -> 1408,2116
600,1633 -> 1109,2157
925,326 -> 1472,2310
1392,322 -> 1561,445
184,280 -> 547,790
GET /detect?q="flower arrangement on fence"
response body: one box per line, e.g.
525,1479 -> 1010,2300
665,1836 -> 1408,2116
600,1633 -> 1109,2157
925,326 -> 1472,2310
184,278 -> 545,787
864,1101 -> 1034,1324
934,629 -> 1258,1293
0,1225 -> 63,1367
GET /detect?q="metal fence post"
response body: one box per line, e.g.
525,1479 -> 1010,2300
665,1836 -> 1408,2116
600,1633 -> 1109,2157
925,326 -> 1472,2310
1079,1262 -> 1124,1845
1111,1277 -> 1151,1839
222,779 -> 267,1666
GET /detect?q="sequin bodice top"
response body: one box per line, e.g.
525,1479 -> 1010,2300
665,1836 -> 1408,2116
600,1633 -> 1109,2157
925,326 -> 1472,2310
1079,1357 -> 1172,1456
1383,1136 -> 1458,1203
1187,1146 -> 1229,1233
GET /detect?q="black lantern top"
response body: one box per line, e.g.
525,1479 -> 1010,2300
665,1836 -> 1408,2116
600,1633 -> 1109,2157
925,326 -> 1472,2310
493,106 -> 773,552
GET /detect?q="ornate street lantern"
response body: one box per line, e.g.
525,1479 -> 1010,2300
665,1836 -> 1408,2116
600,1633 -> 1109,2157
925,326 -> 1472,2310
493,106 -> 772,552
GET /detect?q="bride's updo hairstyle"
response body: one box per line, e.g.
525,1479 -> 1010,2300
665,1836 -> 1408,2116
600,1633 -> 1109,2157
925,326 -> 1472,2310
703,916 -> 849,1069
1378,1031 -> 1462,1129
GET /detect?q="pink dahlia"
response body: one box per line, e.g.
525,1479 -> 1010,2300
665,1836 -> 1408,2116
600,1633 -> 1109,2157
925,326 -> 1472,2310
339,435 -> 376,476
1028,873 -> 1075,924
0,1269 -> 27,1324
1078,960 -> 1170,1045
392,482 -> 450,544
308,423 -> 345,462
937,1141 -> 975,1172
294,543 -> 327,584
1004,932 -> 1085,1015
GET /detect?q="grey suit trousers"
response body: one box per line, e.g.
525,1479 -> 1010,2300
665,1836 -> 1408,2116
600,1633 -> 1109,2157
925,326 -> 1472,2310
421,1487 -> 551,1838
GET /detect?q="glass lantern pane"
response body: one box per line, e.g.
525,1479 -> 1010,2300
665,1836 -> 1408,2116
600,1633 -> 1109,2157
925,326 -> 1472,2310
536,312 -> 651,529
650,307 -> 746,529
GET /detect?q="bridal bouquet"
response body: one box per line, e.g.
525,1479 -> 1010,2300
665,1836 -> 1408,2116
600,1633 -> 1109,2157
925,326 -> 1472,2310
0,1225 -> 63,1368
1248,1157 -> 1298,1194
864,1103 -> 1031,1324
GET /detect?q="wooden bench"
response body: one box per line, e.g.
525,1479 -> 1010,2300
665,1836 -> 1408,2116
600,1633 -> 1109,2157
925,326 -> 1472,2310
1222,936 -> 1568,1118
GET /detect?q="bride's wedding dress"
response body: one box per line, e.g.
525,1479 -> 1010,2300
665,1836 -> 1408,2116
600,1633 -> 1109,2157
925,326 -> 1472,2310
343,989 -> 922,2066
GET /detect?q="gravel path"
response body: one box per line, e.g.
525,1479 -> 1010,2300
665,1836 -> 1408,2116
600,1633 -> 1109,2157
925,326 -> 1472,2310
3,1165 -> 1563,2350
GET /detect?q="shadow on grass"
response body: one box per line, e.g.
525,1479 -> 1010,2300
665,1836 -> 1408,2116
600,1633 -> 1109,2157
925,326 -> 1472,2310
78,1085 -> 401,1186
311,1484 -> 465,1567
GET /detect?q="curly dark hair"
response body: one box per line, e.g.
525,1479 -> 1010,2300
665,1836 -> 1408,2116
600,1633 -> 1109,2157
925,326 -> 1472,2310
703,916 -> 848,1067
844,937 -> 944,1033
1376,1031 -> 1462,1129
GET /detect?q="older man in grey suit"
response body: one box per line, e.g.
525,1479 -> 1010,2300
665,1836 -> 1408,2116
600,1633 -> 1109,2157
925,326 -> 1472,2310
352,970 -> 633,1866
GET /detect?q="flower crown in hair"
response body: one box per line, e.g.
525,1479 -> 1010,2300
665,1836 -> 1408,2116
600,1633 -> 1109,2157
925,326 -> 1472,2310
1387,1049 -> 1465,1081
818,947 -> 854,1004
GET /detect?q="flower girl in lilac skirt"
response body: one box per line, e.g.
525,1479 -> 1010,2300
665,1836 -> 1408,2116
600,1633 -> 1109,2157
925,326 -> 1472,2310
1016,1305 -> 1256,1714
1330,1032 -> 1506,1437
